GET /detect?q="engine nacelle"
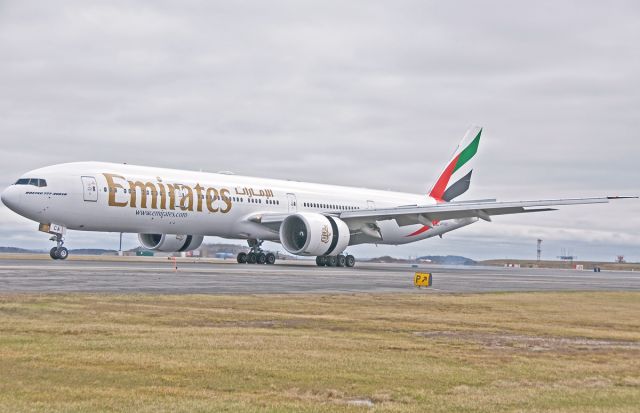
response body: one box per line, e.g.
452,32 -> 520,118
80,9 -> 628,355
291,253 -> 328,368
138,234 -> 204,252
279,213 -> 350,256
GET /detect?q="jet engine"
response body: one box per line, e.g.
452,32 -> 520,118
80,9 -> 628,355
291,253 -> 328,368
279,213 -> 350,256
138,234 -> 204,252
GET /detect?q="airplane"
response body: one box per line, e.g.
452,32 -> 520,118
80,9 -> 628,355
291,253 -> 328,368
1,126 -> 634,266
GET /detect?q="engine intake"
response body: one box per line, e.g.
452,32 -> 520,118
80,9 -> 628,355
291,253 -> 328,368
138,233 -> 204,252
279,213 -> 350,256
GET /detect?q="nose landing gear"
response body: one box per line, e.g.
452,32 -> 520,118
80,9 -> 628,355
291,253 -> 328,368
237,239 -> 277,265
49,234 -> 68,260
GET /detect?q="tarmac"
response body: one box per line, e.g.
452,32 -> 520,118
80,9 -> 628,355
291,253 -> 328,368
0,257 -> 638,294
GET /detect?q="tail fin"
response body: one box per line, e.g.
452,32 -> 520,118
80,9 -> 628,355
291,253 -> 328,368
429,126 -> 482,202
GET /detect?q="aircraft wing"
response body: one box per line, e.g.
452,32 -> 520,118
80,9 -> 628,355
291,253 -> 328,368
336,197 -> 628,226
249,197 -> 634,230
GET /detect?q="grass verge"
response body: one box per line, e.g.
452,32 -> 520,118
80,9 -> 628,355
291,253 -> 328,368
1,292 -> 639,412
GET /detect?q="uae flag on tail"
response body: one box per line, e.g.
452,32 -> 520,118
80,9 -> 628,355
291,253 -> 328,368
429,126 -> 482,202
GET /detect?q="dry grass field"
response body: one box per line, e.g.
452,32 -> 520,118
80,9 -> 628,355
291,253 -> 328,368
1,292 -> 639,412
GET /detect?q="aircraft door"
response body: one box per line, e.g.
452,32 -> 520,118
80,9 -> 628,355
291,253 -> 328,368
367,200 -> 376,209
287,193 -> 297,213
81,176 -> 98,202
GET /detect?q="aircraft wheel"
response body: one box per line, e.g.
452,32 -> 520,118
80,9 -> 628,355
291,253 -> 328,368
57,247 -> 69,260
336,254 -> 346,267
237,252 -> 247,264
326,256 -> 337,267
345,255 -> 356,268
50,247 -> 60,260
266,253 -> 276,265
247,252 -> 257,264
316,256 -> 326,266
257,252 -> 267,264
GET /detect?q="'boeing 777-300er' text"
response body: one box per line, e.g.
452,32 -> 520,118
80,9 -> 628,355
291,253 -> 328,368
1,127 -> 634,266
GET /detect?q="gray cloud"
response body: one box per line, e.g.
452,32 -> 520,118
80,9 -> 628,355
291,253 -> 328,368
1,0 -> 638,261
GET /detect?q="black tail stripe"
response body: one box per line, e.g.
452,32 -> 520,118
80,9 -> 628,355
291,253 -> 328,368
325,216 -> 340,255
442,170 -> 473,202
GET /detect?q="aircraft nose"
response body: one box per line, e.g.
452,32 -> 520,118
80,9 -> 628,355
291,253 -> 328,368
1,186 -> 18,212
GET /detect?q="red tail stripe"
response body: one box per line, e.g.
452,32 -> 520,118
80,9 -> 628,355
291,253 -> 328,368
429,154 -> 460,201
407,220 -> 440,237
407,225 -> 430,237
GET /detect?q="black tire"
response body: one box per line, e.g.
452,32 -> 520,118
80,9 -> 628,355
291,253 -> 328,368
266,253 -> 276,265
57,247 -> 69,260
346,255 -> 356,268
257,252 -> 267,264
336,255 -> 346,267
247,252 -> 257,264
326,256 -> 337,267
50,247 -> 59,260
237,252 -> 247,264
316,256 -> 326,266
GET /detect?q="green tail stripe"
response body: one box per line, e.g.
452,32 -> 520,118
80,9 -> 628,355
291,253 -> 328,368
453,129 -> 481,173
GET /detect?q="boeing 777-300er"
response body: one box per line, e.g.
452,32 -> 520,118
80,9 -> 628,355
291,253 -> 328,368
1,126 -> 634,266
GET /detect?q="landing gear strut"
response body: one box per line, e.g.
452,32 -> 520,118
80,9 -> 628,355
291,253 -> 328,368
316,254 -> 355,268
49,234 -> 68,260
237,239 -> 277,265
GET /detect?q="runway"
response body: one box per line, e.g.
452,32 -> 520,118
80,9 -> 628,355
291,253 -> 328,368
0,257 -> 638,293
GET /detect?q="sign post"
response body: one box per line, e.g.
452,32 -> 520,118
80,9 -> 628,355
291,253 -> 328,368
414,272 -> 432,288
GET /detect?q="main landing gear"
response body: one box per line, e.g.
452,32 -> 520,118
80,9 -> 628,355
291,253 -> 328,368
237,239 -> 277,265
49,234 -> 68,260
316,254 -> 356,268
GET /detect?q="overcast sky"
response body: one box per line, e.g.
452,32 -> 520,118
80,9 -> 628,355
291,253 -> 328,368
1,1 -> 638,261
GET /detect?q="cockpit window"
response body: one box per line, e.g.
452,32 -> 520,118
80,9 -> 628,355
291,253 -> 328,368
14,178 -> 47,187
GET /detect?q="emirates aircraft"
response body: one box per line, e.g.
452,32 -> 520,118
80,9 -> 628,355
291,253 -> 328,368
1,127 -> 632,266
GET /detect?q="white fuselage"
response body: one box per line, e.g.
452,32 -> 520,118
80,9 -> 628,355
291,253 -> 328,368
2,162 -> 475,246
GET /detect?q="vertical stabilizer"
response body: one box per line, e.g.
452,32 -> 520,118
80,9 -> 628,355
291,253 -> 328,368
429,126 -> 482,202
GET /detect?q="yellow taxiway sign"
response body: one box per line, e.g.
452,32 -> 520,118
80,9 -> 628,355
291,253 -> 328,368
414,272 -> 432,288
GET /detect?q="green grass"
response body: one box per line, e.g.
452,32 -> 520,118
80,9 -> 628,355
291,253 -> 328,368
0,292 -> 639,412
